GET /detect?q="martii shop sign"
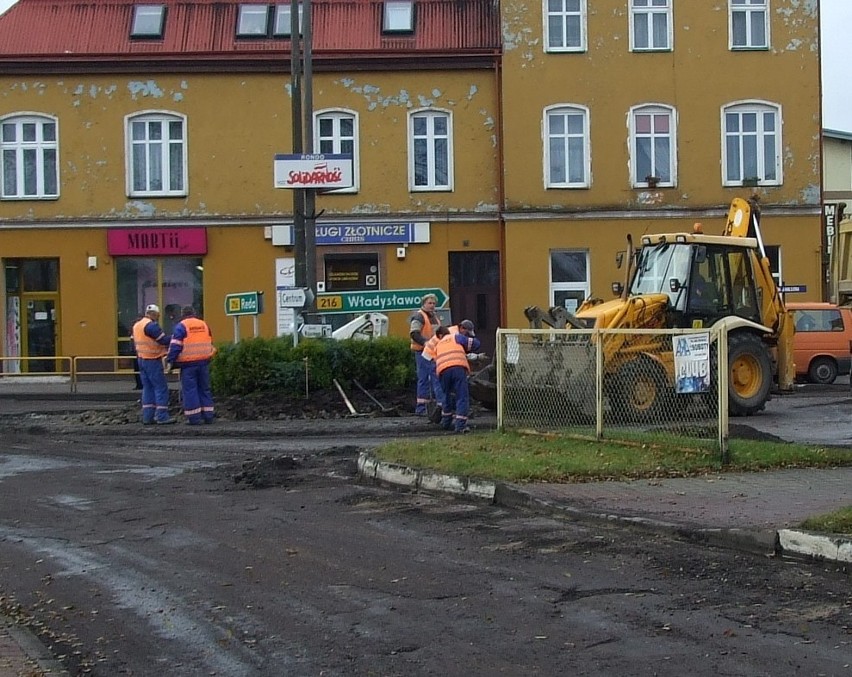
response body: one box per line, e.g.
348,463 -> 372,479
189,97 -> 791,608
107,228 -> 208,256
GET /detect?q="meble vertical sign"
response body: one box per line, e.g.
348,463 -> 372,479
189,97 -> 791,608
273,154 -> 354,190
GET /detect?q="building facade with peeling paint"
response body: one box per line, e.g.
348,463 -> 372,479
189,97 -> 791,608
499,0 -> 822,319
0,0 -> 822,371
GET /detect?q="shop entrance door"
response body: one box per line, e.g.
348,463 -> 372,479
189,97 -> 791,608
22,295 -> 60,372
4,259 -> 61,373
448,251 -> 500,358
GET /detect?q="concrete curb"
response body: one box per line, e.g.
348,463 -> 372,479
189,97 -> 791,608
357,452 -> 852,566
357,452 -> 496,501
778,529 -> 852,563
2,613 -> 70,676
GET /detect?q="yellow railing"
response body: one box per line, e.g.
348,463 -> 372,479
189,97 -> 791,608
0,356 -> 74,389
0,355 -> 139,393
72,355 -> 140,393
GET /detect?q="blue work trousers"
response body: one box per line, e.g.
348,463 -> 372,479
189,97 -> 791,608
427,359 -> 445,410
439,365 -> 470,432
178,361 -> 214,424
138,358 -> 170,423
414,351 -> 437,414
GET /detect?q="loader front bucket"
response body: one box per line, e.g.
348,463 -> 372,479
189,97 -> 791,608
468,362 -> 498,410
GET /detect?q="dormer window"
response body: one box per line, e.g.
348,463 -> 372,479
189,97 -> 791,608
131,4 -> 166,38
383,0 -> 414,33
237,4 -> 270,36
274,3 -> 302,37
237,4 -> 301,38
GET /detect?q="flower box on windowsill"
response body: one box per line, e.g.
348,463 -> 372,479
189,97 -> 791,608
742,177 -> 759,187
644,175 -> 661,188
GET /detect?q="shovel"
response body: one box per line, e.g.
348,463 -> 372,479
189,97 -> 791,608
352,378 -> 399,417
333,379 -> 369,418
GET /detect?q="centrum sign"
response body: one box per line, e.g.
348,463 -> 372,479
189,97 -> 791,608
316,288 -> 448,314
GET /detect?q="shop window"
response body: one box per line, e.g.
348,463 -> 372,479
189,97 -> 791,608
115,257 -> 203,355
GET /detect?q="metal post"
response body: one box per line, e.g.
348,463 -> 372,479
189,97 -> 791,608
291,0 -> 306,298
303,0 -> 317,321
718,326 -> 730,464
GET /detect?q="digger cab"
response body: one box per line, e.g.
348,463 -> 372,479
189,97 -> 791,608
630,234 -> 764,329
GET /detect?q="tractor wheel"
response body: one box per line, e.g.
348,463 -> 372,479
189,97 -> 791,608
609,358 -> 669,424
807,357 -> 838,385
728,332 -> 773,416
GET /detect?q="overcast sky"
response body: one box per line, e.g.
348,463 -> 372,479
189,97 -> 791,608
0,0 -> 850,132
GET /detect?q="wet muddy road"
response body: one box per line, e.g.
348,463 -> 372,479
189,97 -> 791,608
0,419 -> 850,676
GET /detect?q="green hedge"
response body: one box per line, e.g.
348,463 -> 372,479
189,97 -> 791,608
210,336 -> 415,397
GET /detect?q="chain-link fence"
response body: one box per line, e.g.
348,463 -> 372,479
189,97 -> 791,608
493,327 -> 729,455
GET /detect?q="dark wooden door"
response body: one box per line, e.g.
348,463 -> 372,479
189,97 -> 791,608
448,251 -> 500,358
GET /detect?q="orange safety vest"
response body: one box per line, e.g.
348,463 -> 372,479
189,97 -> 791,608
423,325 -> 459,361
435,334 -> 470,375
132,317 -> 167,360
410,309 -> 435,352
174,317 -> 215,364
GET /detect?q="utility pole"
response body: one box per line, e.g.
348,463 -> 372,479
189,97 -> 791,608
302,0 -> 317,320
290,0 -> 316,321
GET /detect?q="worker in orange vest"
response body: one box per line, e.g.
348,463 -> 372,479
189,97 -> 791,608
166,306 -> 216,425
421,325 -> 450,420
409,293 -> 440,415
434,319 -> 481,433
132,304 -> 176,425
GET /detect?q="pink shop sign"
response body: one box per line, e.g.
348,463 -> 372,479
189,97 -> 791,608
108,228 -> 208,256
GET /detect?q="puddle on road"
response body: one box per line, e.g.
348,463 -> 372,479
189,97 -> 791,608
0,454 -> 80,478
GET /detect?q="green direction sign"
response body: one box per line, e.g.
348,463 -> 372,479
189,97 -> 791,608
225,291 -> 261,316
316,288 -> 448,314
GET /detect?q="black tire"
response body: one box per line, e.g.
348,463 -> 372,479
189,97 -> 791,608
728,332 -> 773,416
807,357 -> 838,385
609,358 -> 670,424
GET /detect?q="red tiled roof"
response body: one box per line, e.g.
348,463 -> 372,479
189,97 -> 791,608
0,0 -> 500,61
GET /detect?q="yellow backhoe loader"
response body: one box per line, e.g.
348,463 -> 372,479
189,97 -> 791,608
470,197 -> 796,420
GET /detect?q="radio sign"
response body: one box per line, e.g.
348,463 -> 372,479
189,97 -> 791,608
225,291 -> 262,316
273,154 -> 354,190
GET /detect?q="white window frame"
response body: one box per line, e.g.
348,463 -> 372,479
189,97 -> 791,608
629,0 -> 672,52
544,105 -> 590,189
729,0 -> 769,50
549,250 -> 590,314
408,109 -> 453,192
721,100 -> 782,187
544,0 -> 586,53
314,108 -> 359,193
0,113 -> 59,201
125,111 -> 188,197
629,104 -> 677,188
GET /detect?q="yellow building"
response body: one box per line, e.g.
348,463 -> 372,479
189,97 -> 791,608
0,0 -> 502,368
0,0 -> 822,370
499,0 -> 822,323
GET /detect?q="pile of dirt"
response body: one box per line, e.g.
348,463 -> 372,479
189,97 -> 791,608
67,385 -> 416,425
216,385 -> 412,421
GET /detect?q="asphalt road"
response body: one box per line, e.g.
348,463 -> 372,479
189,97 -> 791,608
0,420 -> 850,676
736,380 -> 852,446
